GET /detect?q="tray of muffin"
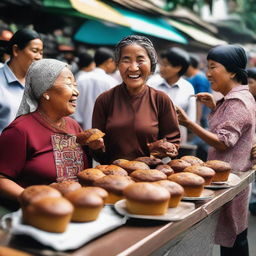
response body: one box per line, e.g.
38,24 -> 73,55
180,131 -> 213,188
0,183 -> 127,251
0,152 -> 236,250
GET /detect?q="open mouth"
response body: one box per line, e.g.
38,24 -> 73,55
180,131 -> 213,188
69,99 -> 77,106
128,74 -> 140,79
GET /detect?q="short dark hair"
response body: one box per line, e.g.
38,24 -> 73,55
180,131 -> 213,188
247,67 -> 256,80
189,54 -> 200,69
6,28 -> 41,56
114,35 -> 157,73
160,47 -> 190,76
78,52 -> 94,69
94,47 -> 114,66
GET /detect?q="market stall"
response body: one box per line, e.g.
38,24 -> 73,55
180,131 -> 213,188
0,169 -> 254,256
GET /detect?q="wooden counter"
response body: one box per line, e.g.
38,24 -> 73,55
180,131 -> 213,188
0,170 -> 255,256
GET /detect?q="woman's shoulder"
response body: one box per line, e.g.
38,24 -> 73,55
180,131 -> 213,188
2,113 -> 35,135
11,113 -> 35,127
225,87 -> 255,108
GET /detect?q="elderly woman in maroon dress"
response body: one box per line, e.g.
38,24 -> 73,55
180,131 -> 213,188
177,45 -> 256,256
0,59 -> 91,203
90,35 -> 181,164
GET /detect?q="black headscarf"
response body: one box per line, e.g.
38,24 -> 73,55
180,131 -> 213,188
207,45 -> 248,85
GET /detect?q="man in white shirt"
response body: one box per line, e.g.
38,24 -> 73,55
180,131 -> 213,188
75,51 -> 95,81
148,47 -> 196,144
73,47 -> 119,130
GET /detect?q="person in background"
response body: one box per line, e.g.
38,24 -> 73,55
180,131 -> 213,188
0,28 -> 43,133
247,67 -> 256,215
186,54 -> 212,161
177,45 -> 255,256
75,51 -> 95,81
186,54 -> 211,127
57,44 -> 78,74
247,67 -> 256,100
148,47 -> 196,144
0,29 -> 13,67
0,59 -> 91,203
91,35 -> 180,164
73,47 -> 118,130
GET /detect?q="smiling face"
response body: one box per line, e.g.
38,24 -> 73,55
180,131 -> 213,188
14,38 -> 43,73
117,44 -> 151,95
206,60 -> 235,95
46,67 -> 79,117
159,57 -> 181,84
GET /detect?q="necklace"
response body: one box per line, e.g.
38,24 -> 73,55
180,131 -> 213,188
37,110 -> 67,133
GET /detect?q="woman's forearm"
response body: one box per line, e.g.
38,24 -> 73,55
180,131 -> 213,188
187,121 -> 228,151
0,176 -> 24,200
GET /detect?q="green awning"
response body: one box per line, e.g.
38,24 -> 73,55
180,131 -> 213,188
42,0 -> 129,26
74,20 -> 133,45
44,0 -> 187,45
168,19 -> 226,46
115,7 -> 187,44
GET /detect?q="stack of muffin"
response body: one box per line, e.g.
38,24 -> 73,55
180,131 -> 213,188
82,155 -> 231,216
19,181 -> 108,233
19,155 -> 232,232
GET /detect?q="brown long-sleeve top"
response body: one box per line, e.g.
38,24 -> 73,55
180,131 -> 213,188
92,83 -> 180,164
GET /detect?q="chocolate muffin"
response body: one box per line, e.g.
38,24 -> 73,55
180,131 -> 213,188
50,180 -> 82,195
156,164 -> 174,176
93,175 -> 134,204
123,182 -> 170,215
204,160 -> 232,182
76,128 -> 105,145
23,197 -> 73,232
115,160 -> 150,174
181,155 -> 204,165
148,139 -> 178,158
134,156 -> 162,168
19,185 -> 62,207
168,159 -> 191,173
130,169 -> 167,182
77,168 -> 105,186
168,172 -> 205,197
154,180 -> 184,207
65,188 -> 104,222
183,165 -> 215,185
95,164 -> 128,176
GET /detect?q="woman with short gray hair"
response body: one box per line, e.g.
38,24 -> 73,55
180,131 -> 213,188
91,35 -> 181,164
0,59 -> 91,201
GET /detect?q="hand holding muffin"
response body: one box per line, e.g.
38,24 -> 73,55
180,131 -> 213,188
147,139 -> 178,159
76,128 -> 105,151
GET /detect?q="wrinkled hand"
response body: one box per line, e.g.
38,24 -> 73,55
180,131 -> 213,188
87,138 -> 105,151
175,105 -> 190,127
147,139 -> 178,159
196,93 -> 216,110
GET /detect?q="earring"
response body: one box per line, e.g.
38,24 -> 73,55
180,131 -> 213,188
44,94 -> 50,100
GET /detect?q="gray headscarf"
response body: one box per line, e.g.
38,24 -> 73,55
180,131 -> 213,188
17,59 -> 68,117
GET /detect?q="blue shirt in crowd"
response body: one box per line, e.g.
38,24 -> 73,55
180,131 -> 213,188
187,71 -> 211,128
0,62 -> 24,133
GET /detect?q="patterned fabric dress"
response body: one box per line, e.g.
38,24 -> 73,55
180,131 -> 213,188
207,85 -> 256,247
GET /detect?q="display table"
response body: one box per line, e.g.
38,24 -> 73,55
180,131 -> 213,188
0,170 -> 255,256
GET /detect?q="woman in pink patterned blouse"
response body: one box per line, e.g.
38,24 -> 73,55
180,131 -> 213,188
177,45 -> 256,256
